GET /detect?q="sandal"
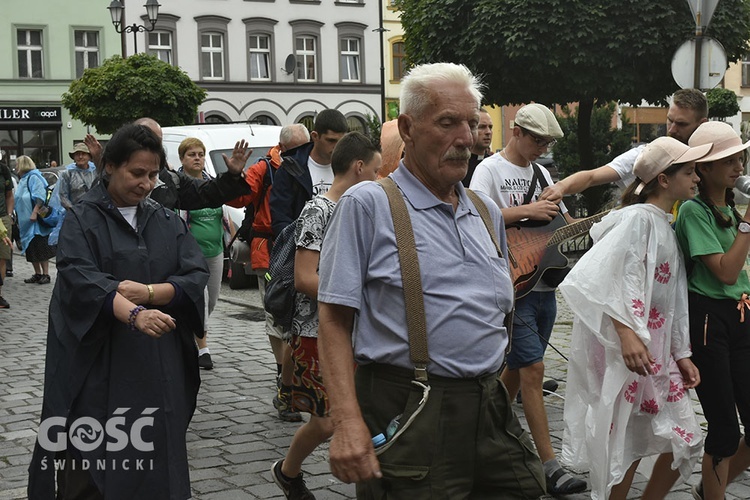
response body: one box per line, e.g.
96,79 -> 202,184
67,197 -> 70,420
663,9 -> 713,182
24,274 -> 41,283
546,467 -> 587,496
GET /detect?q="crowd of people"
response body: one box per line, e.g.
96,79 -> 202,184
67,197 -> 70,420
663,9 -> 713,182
0,61 -> 746,500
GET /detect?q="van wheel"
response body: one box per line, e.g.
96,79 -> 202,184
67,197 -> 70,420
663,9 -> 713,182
229,260 -> 255,289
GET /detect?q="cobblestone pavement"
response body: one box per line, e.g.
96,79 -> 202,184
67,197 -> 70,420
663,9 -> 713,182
1,251 -> 749,499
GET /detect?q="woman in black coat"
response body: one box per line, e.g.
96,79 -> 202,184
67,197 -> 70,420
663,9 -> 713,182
28,124 -> 209,500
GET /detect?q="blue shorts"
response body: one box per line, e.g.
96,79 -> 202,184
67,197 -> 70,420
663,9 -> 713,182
506,291 -> 556,370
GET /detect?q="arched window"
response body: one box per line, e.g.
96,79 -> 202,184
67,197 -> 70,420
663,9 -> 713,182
204,114 -> 228,124
298,115 -> 315,131
250,114 -> 278,125
346,115 -> 365,134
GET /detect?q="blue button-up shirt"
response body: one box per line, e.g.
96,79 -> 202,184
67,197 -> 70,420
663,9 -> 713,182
318,164 -> 514,378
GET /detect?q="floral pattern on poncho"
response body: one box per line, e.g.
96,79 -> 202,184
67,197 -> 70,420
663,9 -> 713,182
559,204 -> 702,500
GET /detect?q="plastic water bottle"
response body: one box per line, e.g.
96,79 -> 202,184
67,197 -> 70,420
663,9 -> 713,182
372,433 -> 386,448
385,414 -> 402,440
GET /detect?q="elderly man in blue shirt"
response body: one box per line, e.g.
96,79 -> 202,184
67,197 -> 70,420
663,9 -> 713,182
317,62 -> 547,499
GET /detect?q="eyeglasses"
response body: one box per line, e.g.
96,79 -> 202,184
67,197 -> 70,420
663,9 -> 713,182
520,127 -> 556,149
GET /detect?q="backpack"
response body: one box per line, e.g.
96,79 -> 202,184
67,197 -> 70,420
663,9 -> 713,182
264,220 -> 297,332
227,157 -> 274,249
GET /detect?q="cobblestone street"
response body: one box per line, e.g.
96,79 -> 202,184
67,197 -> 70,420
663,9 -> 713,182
1,250 -> 748,499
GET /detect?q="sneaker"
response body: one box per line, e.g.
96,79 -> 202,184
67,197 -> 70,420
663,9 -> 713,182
5,270 -> 12,277
273,390 -> 302,422
0,296 -> 8,309
546,467 -> 587,496
517,379 -> 560,404
691,482 -> 703,500
271,460 -> 316,500
198,353 -> 214,370
543,379 -> 559,395
37,274 -> 51,285
24,274 -> 41,283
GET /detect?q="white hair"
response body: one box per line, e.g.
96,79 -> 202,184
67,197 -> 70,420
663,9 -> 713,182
280,123 -> 310,145
400,62 -> 483,118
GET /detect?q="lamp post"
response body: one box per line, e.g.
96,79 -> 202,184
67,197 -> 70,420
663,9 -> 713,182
108,0 -> 161,56
373,0 -> 389,123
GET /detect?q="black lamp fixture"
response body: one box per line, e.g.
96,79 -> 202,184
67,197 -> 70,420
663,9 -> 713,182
108,0 -> 161,55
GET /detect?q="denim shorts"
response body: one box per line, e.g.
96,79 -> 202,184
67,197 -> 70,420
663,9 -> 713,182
506,291 -> 557,370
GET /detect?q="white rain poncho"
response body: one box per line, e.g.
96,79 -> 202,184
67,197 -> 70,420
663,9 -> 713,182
558,204 -> 702,499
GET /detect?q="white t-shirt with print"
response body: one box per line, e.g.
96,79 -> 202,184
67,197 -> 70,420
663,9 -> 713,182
470,152 -> 567,293
469,152 -> 568,214
308,157 -> 333,197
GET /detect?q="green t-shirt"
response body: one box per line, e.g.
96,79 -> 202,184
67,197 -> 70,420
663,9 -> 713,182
675,198 -> 750,300
186,207 -> 224,258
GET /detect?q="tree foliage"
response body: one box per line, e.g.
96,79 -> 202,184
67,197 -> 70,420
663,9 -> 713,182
62,54 -> 207,134
398,0 -> 750,169
707,87 -> 741,119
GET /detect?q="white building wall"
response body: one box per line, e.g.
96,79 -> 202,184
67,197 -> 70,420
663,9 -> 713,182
124,0 -> 382,128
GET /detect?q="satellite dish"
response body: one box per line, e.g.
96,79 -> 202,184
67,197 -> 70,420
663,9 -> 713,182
282,54 -> 296,75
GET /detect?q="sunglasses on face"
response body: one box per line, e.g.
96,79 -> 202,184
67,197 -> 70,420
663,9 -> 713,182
520,127 -> 556,148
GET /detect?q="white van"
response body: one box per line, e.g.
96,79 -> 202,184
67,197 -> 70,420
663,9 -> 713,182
161,123 -> 282,287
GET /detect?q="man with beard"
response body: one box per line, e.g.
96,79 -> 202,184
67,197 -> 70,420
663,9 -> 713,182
539,89 -> 708,203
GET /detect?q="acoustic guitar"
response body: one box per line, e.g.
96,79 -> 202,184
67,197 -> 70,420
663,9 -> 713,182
506,211 -> 609,299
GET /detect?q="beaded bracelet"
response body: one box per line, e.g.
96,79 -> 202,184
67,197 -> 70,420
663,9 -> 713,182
128,305 -> 147,331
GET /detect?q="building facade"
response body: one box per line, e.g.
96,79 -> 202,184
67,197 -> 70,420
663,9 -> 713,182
0,0 -> 382,168
0,0 -> 121,167
131,0 -> 382,133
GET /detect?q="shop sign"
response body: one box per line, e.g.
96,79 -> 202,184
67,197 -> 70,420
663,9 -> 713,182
0,106 -> 62,122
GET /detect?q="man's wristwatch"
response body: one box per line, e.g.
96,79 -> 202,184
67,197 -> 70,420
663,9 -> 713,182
739,221 -> 750,234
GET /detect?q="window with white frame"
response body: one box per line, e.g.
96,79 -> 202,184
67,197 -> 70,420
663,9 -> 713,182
148,31 -> 173,64
335,22 -> 365,83
249,34 -> 271,80
340,37 -> 360,82
201,33 -> 225,80
74,30 -> 99,78
17,29 -> 43,79
743,55 -> 750,87
295,36 -> 317,81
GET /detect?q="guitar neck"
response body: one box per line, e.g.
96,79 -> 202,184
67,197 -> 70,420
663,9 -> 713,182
547,211 -> 609,247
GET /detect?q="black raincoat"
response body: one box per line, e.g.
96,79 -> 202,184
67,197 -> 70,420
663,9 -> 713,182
28,182 -> 209,499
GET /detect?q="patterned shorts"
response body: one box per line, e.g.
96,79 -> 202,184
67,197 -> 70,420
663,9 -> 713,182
290,335 -> 329,417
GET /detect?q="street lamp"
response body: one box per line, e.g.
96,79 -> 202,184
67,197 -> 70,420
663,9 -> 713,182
108,0 -> 161,56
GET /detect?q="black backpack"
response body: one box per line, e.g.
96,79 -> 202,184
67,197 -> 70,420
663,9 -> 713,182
264,220 -> 297,331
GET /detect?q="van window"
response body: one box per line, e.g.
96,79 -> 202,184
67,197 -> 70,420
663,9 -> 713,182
208,147 -> 274,176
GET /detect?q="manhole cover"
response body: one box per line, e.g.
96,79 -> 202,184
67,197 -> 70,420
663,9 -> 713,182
229,305 -> 265,322
197,429 -> 232,438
